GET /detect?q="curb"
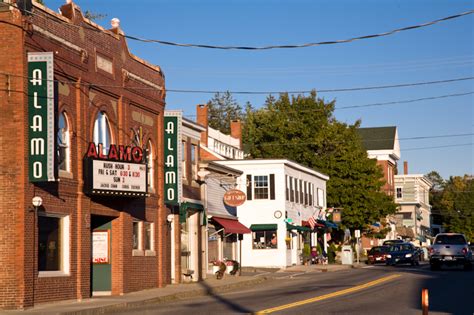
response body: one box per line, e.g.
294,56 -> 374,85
59,276 -> 269,315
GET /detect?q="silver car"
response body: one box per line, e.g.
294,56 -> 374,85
429,233 -> 472,271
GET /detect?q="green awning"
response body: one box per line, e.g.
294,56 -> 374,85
180,202 -> 205,225
286,223 -> 311,232
250,224 -> 278,231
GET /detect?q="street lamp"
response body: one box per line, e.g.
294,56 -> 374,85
32,196 -> 43,209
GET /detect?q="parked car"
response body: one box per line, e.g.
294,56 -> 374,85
367,246 -> 390,264
429,233 -> 472,271
386,243 -> 420,266
383,239 -> 404,246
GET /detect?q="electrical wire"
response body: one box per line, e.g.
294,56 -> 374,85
2,70 -> 472,95
5,2 -> 474,51
180,91 -> 474,118
122,10 -> 474,50
167,77 -> 474,95
403,143 -> 473,151
247,133 -> 474,148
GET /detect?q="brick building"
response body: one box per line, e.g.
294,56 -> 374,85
0,1 -> 168,309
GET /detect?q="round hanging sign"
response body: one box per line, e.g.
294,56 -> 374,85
223,189 -> 246,207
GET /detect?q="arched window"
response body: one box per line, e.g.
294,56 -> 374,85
93,111 -> 112,154
147,140 -> 154,190
57,111 -> 71,172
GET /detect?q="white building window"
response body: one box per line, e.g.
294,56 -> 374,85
57,111 -> 71,172
93,111 -> 112,154
181,142 -> 186,180
147,140 -> 154,190
144,222 -> 155,254
254,175 -> 269,199
317,188 -> 325,208
396,187 -> 403,199
191,144 -> 197,179
38,214 -> 70,276
132,221 -> 143,251
253,230 -> 277,249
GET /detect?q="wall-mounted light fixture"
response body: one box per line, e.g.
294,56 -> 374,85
32,196 -> 43,210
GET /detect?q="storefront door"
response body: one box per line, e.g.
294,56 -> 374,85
91,216 -> 112,295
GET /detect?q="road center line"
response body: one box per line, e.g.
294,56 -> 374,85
255,274 -> 402,314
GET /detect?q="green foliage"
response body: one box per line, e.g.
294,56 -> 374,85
206,92 -> 245,134
34,0 -> 44,4
84,10 -> 107,22
440,175 -> 474,242
302,243 -> 311,258
243,91 -> 397,230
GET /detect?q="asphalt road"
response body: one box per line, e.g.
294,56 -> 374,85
114,263 -> 474,315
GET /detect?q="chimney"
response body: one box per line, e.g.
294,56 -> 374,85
403,161 -> 408,175
196,104 -> 208,146
230,120 -> 242,149
110,18 -> 124,35
59,0 -> 75,19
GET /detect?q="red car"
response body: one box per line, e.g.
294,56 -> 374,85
367,246 -> 390,264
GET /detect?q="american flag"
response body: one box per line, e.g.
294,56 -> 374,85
308,216 -> 316,230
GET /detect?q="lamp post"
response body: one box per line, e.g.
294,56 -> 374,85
31,196 -> 42,303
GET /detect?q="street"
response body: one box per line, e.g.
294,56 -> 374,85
114,264 -> 474,315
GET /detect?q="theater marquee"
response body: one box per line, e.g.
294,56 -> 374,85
28,52 -> 55,182
84,142 -> 148,197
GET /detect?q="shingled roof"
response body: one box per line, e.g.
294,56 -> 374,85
357,126 -> 397,151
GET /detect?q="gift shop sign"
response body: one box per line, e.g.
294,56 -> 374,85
164,112 -> 182,205
84,142 -> 147,197
223,189 -> 246,207
28,52 -> 55,182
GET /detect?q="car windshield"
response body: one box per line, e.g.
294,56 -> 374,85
369,247 -> 387,254
389,244 -> 412,252
435,235 -> 466,245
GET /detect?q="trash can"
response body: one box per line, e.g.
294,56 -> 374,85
341,245 -> 353,265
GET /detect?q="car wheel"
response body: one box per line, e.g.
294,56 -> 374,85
464,263 -> 472,271
430,263 -> 439,271
411,261 -> 415,266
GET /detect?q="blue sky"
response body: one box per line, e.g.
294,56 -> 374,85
48,0 -> 474,179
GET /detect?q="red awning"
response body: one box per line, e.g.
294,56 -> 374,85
212,217 -> 251,234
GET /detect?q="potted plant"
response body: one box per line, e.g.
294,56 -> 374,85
301,243 -> 311,265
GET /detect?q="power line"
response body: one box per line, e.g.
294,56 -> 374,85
248,133 -> 474,147
181,91 -> 474,117
167,77 -> 474,94
2,70 -> 472,95
6,2 -> 474,51
123,10 -> 474,50
403,143 -> 473,151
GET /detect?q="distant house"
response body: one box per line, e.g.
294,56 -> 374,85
357,126 -> 400,197
394,163 -> 433,246
357,126 -> 401,246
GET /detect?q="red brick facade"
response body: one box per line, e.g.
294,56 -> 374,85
0,2 -> 169,309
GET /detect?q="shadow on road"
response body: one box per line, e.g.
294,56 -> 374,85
197,281 -> 254,313
378,263 -> 474,314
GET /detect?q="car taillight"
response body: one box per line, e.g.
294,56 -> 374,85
429,248 -> 434,255
462,248 -> 467,255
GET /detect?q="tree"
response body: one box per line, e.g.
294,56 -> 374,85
206,92 -> 244,134
243,91 -> 397,230
84,10 -> 107,21
440,175 -> 474,241
426,171 -> 445,192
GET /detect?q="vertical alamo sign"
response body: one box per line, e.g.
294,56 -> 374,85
164,112 -> 182,205
28,52 -> 55,182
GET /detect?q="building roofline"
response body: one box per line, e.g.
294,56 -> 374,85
216,159 -> 329,180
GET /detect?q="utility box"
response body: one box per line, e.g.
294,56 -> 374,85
341,245 -> 353,265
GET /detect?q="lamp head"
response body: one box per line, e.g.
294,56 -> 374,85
32,196 -> 43,208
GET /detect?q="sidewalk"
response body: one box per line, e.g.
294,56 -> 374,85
3,263 -> 362,315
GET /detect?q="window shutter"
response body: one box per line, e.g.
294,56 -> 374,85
246,175 -> 252,200
270,174 -> 275,200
